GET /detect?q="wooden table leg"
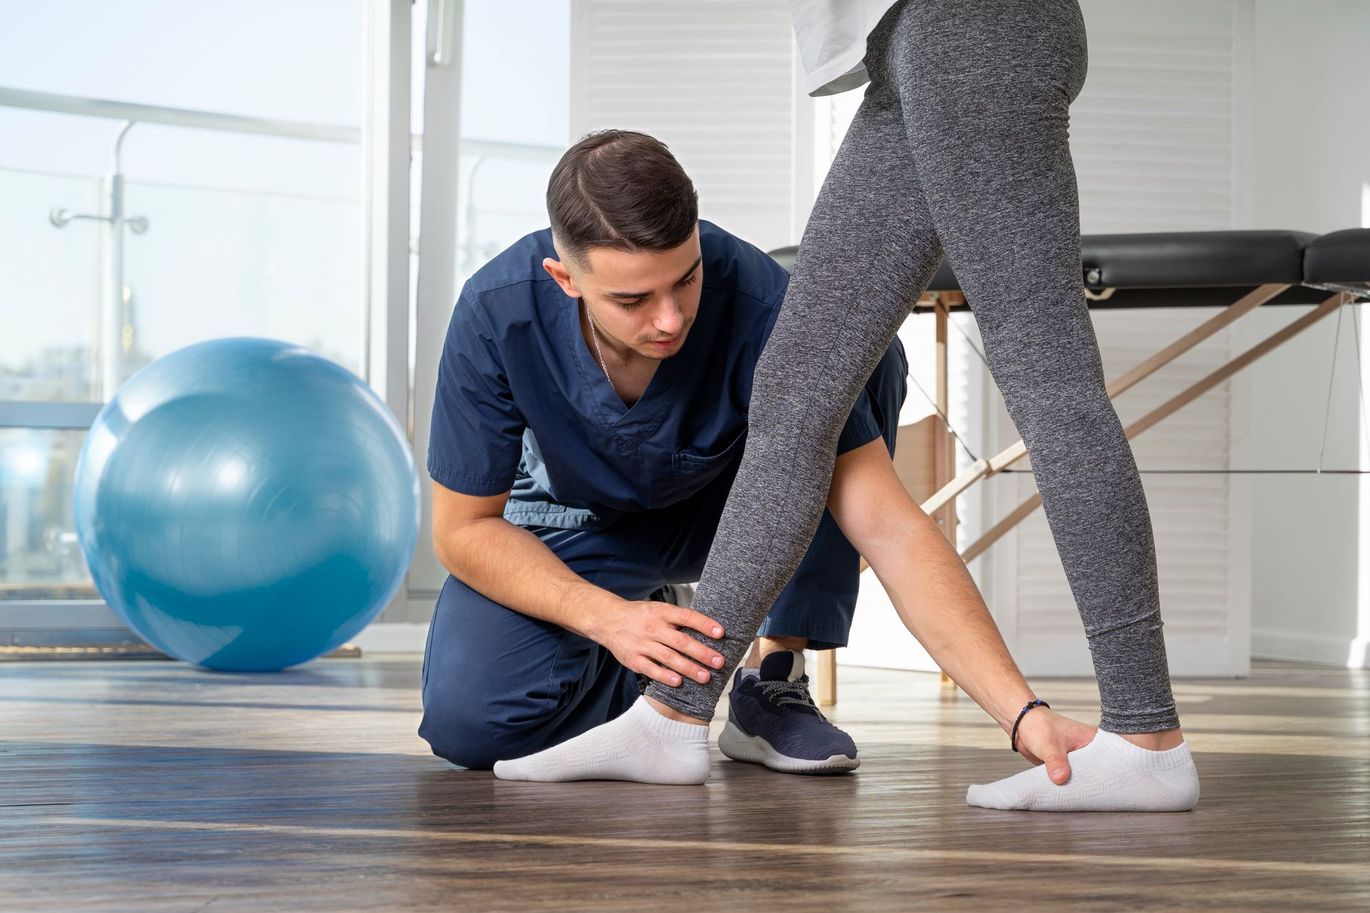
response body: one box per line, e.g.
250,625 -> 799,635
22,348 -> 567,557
933,301 -> 958,689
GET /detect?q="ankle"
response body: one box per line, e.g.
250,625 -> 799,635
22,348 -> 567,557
757,636 -> 807,664
644,695 -> 710,726
1117,728 -> 1184,751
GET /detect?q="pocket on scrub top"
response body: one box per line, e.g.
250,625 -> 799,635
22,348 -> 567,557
669,432 -> 746,499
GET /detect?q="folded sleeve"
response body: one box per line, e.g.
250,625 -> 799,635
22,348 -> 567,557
427,292 -> 526,495
835,387 -> 882,455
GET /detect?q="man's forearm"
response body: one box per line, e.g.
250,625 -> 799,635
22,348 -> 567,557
437,517 -> 619,641
828,441 -> 1035,732
861,510 -> 1036,731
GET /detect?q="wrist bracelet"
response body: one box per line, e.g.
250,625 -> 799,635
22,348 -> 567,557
1010,699 -> 1050,753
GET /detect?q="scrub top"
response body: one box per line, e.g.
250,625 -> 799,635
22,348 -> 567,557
428,220 -> 882,531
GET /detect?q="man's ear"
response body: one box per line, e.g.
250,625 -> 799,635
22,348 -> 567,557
542,257 -> 581,299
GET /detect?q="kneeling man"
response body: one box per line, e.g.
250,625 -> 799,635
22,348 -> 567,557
419,129 -> 906,778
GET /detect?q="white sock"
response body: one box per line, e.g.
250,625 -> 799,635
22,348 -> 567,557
492,697 -> 711,784
966,730 -> 1200,812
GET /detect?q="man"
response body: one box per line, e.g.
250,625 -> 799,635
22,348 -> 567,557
418,129 -> 908,778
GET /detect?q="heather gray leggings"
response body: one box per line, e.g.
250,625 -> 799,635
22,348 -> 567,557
646,0 -> 1181,734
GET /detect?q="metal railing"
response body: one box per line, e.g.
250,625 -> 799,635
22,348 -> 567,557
0,84 -> 560,413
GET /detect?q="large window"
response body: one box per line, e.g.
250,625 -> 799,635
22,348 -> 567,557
1,0 -> 572,633
1,0 -> 572,635
0,1 -> 375,615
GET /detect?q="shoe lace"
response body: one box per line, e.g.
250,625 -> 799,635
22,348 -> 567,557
756,677 -> 827,721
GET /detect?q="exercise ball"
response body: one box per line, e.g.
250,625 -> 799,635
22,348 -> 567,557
73,338 -> 420,671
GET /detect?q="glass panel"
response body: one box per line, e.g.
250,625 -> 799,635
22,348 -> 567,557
455,154 -> 562,281
1,2 -> 369,403
405,1 -> 571,596
462,1 -> 570,147
1,125 -> 365,397
453,0 -> 570,287
0,428 -> 96,599
1,3 -> 376,614
0,106 -> 120,181
0,168 -> 102,402
0,1 -> 365,124
122,167 -> 364,378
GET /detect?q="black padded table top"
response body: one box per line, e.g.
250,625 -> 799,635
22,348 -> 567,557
766,228 -> 1368,311
1078,230 -> 1315,289
1305,229 -> 1370,285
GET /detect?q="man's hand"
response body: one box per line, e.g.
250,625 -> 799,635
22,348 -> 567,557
588,597 -> 726,688
1011,707 -> 1098,784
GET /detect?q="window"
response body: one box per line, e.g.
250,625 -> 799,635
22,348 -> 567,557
0,1 -> 385,617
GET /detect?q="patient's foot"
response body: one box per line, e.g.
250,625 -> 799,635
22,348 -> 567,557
966,730 -> 1199,812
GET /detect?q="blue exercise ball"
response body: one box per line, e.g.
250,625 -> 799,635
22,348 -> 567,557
73,338 -> 420,671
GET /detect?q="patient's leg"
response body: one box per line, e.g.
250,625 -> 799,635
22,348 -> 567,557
894,0 -> 1182,738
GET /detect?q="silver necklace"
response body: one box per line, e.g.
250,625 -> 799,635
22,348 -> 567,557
585,305 -> 615,386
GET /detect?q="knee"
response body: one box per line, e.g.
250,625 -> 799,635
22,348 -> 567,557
420,580 -> 566,768
420,650 -> 578,769
419,690 -> 552,770
419,692 -> 504,769
418,653 -> 530,769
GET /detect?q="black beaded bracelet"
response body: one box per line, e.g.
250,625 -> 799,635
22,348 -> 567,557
1010,699 -> 1050,753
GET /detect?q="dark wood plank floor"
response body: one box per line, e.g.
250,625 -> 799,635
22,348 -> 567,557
2,657 -> 1367,912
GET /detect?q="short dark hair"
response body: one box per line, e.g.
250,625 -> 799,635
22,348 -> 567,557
547,130 -> 698,267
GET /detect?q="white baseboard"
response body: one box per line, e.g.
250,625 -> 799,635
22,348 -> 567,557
1252,628 -> 1363,667
843,634 -> 1253,678
1011,637 -> 1250,678
353,622 -> 430,653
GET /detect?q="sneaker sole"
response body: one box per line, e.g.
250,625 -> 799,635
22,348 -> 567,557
718,720 -> 860,774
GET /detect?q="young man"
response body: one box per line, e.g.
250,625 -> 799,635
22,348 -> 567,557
418,129 -> 908,778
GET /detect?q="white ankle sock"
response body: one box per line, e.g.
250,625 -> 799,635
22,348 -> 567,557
492,697 -> 711,784
966,730 -> 1200,812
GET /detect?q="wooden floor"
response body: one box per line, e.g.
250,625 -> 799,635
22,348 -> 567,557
2,657 -> 1367,912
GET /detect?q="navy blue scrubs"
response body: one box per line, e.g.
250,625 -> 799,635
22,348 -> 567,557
420,221 -> 907,768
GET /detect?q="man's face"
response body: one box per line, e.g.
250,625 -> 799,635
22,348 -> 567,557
552,228 -> 704,361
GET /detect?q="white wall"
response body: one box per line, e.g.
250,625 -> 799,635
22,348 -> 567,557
1243,0 -> 1370,666
569,0 -> 799,253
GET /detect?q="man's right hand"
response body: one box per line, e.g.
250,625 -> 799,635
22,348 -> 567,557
587,596 -> 727,688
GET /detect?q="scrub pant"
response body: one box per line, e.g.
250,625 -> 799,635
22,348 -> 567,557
419,341 -> 906,769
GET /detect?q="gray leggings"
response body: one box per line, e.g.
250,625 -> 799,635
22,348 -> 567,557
646,0 -> 1181,734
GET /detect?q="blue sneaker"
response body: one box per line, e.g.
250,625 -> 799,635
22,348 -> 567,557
718,650 -> 859,774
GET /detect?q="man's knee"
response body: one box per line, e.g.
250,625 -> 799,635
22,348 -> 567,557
419,705 -> 494,769
420,578 -> 563,768
419,691 -> 548,770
